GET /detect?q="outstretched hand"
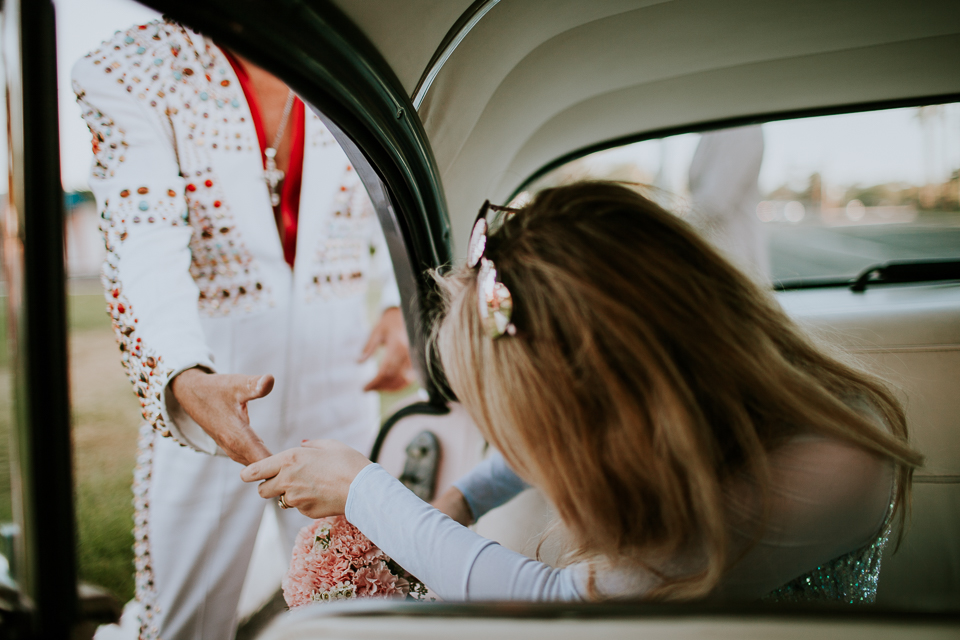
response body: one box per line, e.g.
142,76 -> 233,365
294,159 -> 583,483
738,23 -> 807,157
360,307 -> 413,392
170,368 -> 274,466
241,439 -> 372,518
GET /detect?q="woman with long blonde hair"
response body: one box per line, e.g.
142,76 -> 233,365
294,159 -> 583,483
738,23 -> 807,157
244,182 -> 922,601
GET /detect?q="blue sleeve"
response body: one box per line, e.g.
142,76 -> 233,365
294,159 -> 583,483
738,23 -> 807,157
452,451 -> 530,520
345,464 -> 586,601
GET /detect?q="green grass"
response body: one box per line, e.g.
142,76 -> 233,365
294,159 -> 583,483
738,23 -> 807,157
69,292 -> 116,332
0,292 -> 419,604
68,310 -> 142,602
0,293 -> 142,600
0,372 -> 11,525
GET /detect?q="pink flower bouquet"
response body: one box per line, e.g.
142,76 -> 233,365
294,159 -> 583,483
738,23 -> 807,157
283,516 -> 426,608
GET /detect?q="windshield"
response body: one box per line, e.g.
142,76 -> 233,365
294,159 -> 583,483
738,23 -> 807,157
525,105 -> 960,285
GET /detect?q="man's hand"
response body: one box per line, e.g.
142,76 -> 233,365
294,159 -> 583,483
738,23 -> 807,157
241,439 -> 372,518
360,307 -> 413,392
170,369 -> 274,465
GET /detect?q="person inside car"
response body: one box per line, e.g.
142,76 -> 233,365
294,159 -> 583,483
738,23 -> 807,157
243,182 -> 922,602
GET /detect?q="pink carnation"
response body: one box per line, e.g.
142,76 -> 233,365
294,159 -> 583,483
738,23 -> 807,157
354,560 -> 401,597
282,516 -> 424,608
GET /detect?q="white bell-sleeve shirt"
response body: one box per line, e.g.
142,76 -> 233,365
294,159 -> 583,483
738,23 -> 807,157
346,430 -> 894,601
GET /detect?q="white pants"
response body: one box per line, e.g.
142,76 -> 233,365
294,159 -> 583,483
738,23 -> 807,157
133,361 -> 378,640
142,431 -> 313,640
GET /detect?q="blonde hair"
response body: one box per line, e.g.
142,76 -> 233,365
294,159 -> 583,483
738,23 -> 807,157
431,182 -> 922,600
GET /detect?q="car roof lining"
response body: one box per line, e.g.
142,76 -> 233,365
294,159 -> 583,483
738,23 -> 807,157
411,0 -> 502,109
330,0 -> 477,95
332,0 -> 960,259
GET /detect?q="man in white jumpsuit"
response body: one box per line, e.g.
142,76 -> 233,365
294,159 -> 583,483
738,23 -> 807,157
73,20 -> 410,640
688,125 -> 769,281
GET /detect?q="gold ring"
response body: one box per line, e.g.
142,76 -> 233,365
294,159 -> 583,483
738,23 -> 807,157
278,494 -> 291,510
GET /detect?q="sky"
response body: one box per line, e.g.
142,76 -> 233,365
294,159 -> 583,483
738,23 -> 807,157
759,106 -> 959,194
54,0 -> 162,191
4,0 -> 958,196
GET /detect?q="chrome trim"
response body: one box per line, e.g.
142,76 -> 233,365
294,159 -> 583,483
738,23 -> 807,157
411,0 -> 500,110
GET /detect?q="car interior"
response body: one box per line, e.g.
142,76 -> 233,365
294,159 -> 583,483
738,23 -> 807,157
354,0 -> 960,614
2,0 -> 958,638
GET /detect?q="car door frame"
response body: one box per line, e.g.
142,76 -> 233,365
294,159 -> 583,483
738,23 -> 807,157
0,0 -> 455,636
3,0 -> 959,637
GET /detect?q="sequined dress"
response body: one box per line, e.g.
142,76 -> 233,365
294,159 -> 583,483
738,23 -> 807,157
765,501 -> 894,604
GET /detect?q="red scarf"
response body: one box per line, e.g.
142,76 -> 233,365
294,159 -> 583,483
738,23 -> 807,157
224,50 -> 305,268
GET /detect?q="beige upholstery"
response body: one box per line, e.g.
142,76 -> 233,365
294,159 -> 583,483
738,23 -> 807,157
375,399 -> 563,565
376,400 -> 487,499
332,0 -> 960,260
374,283 -> 960,605
777,283 -> 960,605
329,0 -> 474,94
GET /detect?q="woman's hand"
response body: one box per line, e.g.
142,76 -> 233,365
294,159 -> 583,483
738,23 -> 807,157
240,440 -> 372,518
